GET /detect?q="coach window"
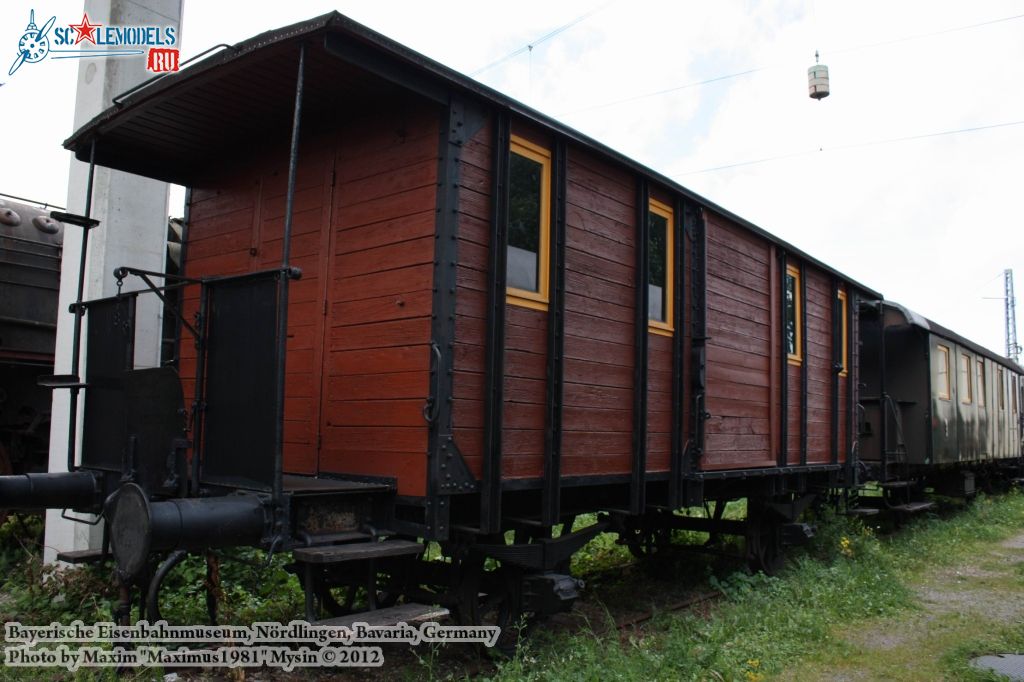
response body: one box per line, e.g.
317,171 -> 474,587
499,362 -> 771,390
977,360 -> 986,407
960,353 -> 973,404
935,345 -> 951,400
506,136 -> 551,311
785,265 -> 802,364
998,367 -> 1005,410
648,199 -> 674,336
837,290 -> 848,375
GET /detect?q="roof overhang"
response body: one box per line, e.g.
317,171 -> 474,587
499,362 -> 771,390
64,11 -> 882,299
884,301 -> 1024,372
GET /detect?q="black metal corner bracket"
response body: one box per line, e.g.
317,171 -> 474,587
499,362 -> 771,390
428,96 -> 487,539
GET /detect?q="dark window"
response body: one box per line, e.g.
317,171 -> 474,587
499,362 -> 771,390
507,151 -> 543,294
785,267 -> 801,360
648,210 -> 669,323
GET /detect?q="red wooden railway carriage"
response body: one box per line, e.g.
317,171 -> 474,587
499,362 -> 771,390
9,13 -> 879,628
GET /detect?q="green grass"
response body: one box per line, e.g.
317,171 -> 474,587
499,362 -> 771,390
1,493 -> 1023,680
486,493 -> 1024,682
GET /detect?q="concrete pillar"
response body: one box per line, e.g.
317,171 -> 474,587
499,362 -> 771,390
44,0 -> 184,564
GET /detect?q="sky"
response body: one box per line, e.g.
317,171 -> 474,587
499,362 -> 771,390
2,0 -> 1023,357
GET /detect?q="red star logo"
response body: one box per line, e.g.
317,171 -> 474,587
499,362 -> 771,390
68,13 -> 101,45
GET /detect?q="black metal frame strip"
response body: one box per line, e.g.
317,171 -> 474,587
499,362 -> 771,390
541,137 -> 567,527
830,277 -> 841,465
778,249 -> 789,468
630,177 -> 650,515
800,262 -> 808,466
191,283 -> 210,495
878,295 -> 889,479
668,197 -> 686,508
847,291 -> 857,472
426,97 -> 482,539
271,43 -> 306,506
689,203 -> 708,475
481,111 -> 511,534
66,140 -> 98,473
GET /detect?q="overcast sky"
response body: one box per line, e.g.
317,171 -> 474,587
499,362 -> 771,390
2,0 -> 1023,356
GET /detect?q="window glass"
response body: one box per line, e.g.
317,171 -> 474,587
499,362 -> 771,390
935,345 -> 950,400
977,360 -> 986,407
960,353 -> 972,404
507,152 -> 543,292
998,367 -> 1005,409
647,200 -> 673,331
506,137 -> 550,309
785,266 -> 801,362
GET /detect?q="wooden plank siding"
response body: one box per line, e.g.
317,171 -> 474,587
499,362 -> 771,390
318,104 -> 439,495
451,117 -> 492,480
180,104 -> 440,495
561,148 -> 636,476
181,132 -> 335,475
702,214 -> 774,470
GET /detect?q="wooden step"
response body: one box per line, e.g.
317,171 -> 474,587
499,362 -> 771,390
293,539 -> 423,565
889,501 -> 935,514
844,507 -> 881,517
317,603 -> 449,628
299,530 -> 372,545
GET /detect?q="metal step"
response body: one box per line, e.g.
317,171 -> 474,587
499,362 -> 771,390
292,538 -> 423,565
879,480 -> 915,489
889,501 -> 935,514
317,603 -> 449,628
37,374 -> 87,389
844,507 -> 881,517
56,548 -> 107,564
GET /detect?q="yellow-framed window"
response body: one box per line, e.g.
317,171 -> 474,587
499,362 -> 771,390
785,265 -> 802,364
837,289 -> 848,376
506,135 -> 551,311
647,198 -> 674,336
935,344 -> 951,400
977,360 -> 986,407
960,353 -> 972,404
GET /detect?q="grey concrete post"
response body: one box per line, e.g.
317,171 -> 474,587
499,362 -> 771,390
44,0 -> 184,565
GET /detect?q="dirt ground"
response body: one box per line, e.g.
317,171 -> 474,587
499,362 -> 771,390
777,531 -> 1024,681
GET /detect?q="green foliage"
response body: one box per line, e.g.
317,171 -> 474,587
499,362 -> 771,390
485,491 -> 1024,682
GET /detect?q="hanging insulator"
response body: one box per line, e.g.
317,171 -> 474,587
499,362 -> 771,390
808,50 -> 829,100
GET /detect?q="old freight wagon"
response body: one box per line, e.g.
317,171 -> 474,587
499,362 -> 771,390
19,12 -> 881,628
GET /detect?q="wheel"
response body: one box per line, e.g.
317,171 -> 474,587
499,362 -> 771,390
620,512 -> 673,559
456,551 -> 530,657
745,500 -> 784,575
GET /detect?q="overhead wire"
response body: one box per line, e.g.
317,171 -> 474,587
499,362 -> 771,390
677,119 -> 1024,176
555,11 -> 1024,117
470,1 -> 615,77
